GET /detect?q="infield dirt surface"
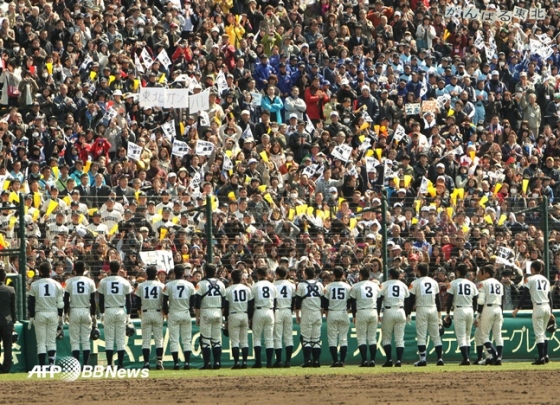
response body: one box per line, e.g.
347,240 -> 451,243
1,368 -> 554,404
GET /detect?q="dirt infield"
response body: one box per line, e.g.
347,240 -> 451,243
1,369 -> 555,405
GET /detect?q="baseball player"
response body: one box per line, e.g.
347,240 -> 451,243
475,265 -> 504,365
63,261 -> 97,366
408,263 -> 443,366
195,264 -> 226,370
512,260 -> 554,365
28,262 -> 64,367
379,269 -> 409,367
349,267 -> 381,367
163,264 -> 196,370
295,267 -> 325,368
445,264 -> 478,365
251,268 -> 277,368
224,270 -> 253,369
98,261 -> 132,369
323,266 -> 351,367
273,266 -> 296,368
135,266 -> 165,370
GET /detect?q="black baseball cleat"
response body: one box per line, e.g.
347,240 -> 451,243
338,362 -> 344,368
240,362 -> 247,369
395,361 -> 402,367
266,364 -> 273,369
199,363 -> 212,370
437,359 -> 444,366
330,362 -> 338,368
359,361 -> 369,367
313,361 -> 321,368
369,361 -> 376,367
532,358 -> 545,365
382,360 -> 393,368
252,363 -> 262,369
493,358 -> 502,366
484,358 -> 494,366
142,363 -> 150,370
545,356 -> 550,364
283,362 -> 291,368
156,361 -> 164,371
414,360 -> 427,367
273,361 -> 282,368
183,363 -> 190,370
231,363 -> 241,370
173,364 -> 180,370
213,363 -> 221,370
459,360 -> 470,366
301,360 -> 313,368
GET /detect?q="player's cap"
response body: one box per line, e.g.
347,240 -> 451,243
366,233 -> 375,239
436,163 -> 445,168
279,257 -> 290,263
92,211 -> 101,217
391,244 -> 402,250
147,200 -> 156,205
139,226 -> 149,232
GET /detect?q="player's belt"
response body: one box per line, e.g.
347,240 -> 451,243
71,307 -> 90,309
329,309 -> 347,311
536,303 -> 549,305
385,306 -> 404,309
229,311 -> 247,314
358,308 -> 375,311
106,306 -> 124,309
142,309 -> 161,312
486,304 -> 497,307
255,307 -> 272,310
455,306 -> 467,308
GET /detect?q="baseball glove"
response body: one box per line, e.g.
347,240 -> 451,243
56,325 -> 64,340
547,316 -> 557,333
442,316 -> 452,328
12,331 -> 18,344
125,322 -> 135,337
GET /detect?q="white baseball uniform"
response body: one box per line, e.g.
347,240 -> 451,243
448,278 -> 478,348
350,280 -> 380,346
196,278 -> 226,351
273,279 -> 295,350
379,279 -> 409,347
251,280 -> 276,349
65,276 -> 96,352
164,279 -> 196,353
225,283 -> 253,349
477,278 -> 504,347
296,279 -> 324,349
98,275 -> 132,351
135,280 -> 165,350
29,278 -> 64,355
410,276 -> 442,347
325,281 -> 351,347
522,274 -> 551,344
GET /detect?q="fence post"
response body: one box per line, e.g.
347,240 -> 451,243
543,196 -> 550,281
381,189 -> 388,281
206,195 -> 213,264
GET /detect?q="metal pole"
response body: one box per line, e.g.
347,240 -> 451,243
206,195 -> 213,264
381,189 -> 388,281
543,196 -> 550,282
19,193 -> 27,320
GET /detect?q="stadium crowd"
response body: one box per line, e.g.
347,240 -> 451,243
1,0 -> 560,314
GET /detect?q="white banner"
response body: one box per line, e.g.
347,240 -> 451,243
104,107 -> 118,121
156,49 -> 172,68
302,164 -> 316,178
139,87 -> 190,108
405,103 -> 421,115
223,155 -> 234,170
140,48 -> 153,70
139,250 -> 174,272
80,54 -> 93,71
216,71 -> 228,96
127,142 -> 142,161
250,92 -> 262,107
331,144 -> 352,162
365,157 -> 379,173
190,172 -> 201,189
172,139 -> 190,157
161,120 -> 176,141
419,177 -> 429,194
189,90 -> 210,114
195,140 -> 214,156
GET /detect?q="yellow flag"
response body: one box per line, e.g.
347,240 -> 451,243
360,122 -> 370,131
259,151 -> 269,163
288,208 -> 295,220
522,179 -> 529,194
428,186 -> 437,197
245,176 -> 251,185
228,191 -> 236,201
494,183 -> 502,195
87,207 -> 98,216
109,223 -> 119,236
456,188 -> 464,200
450,194 -> 457,207
46,62 -> 53,74
462,225 -> 470,233
375,148 -> 383,160
52,166 -> 59,179
469,150 -> 476,161
33,209 -> 40,221
179,121 -> 185,136
79,214 -> 85,224
133,79 -> 140,90
484,214 -> 493,224
415,199 -> 421,213
3,180 -> 10,191
338,197 -> 345,208
412,217 -> 418,224
158,73 -> 166,84
316,210 -> 324,219
63,196 -> 71,205
296,204 -> 308,216
211,196 -> 218,211
157,208 -> 163,216
479,195 -> 488,207
404,175 -> 412,188
365,150 -> 374,157
373,124 -> 380,134
498,214 -> 507,226
225,150 -> 232,158
151,214 -> 162,224
172,217 -> 179,224
135,191 -> 141,201
349,218 -> 357,229
0,233 -> 6,248
306,206 -> 314,216
108,75 -> 116,85
258,185 -> 267,193
8,216 -> 17,229
160,228 -> 168,240
356,206 -> 362,212
264,193 -> 274,205
89,71 -> 97,81
27,270 -> 35,278
446,206 -> 453,218
359,135 -> 365,143
84,160 -> 92,173
9,192 -> 19,204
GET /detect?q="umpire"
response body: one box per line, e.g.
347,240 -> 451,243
0,269 -> 16,373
